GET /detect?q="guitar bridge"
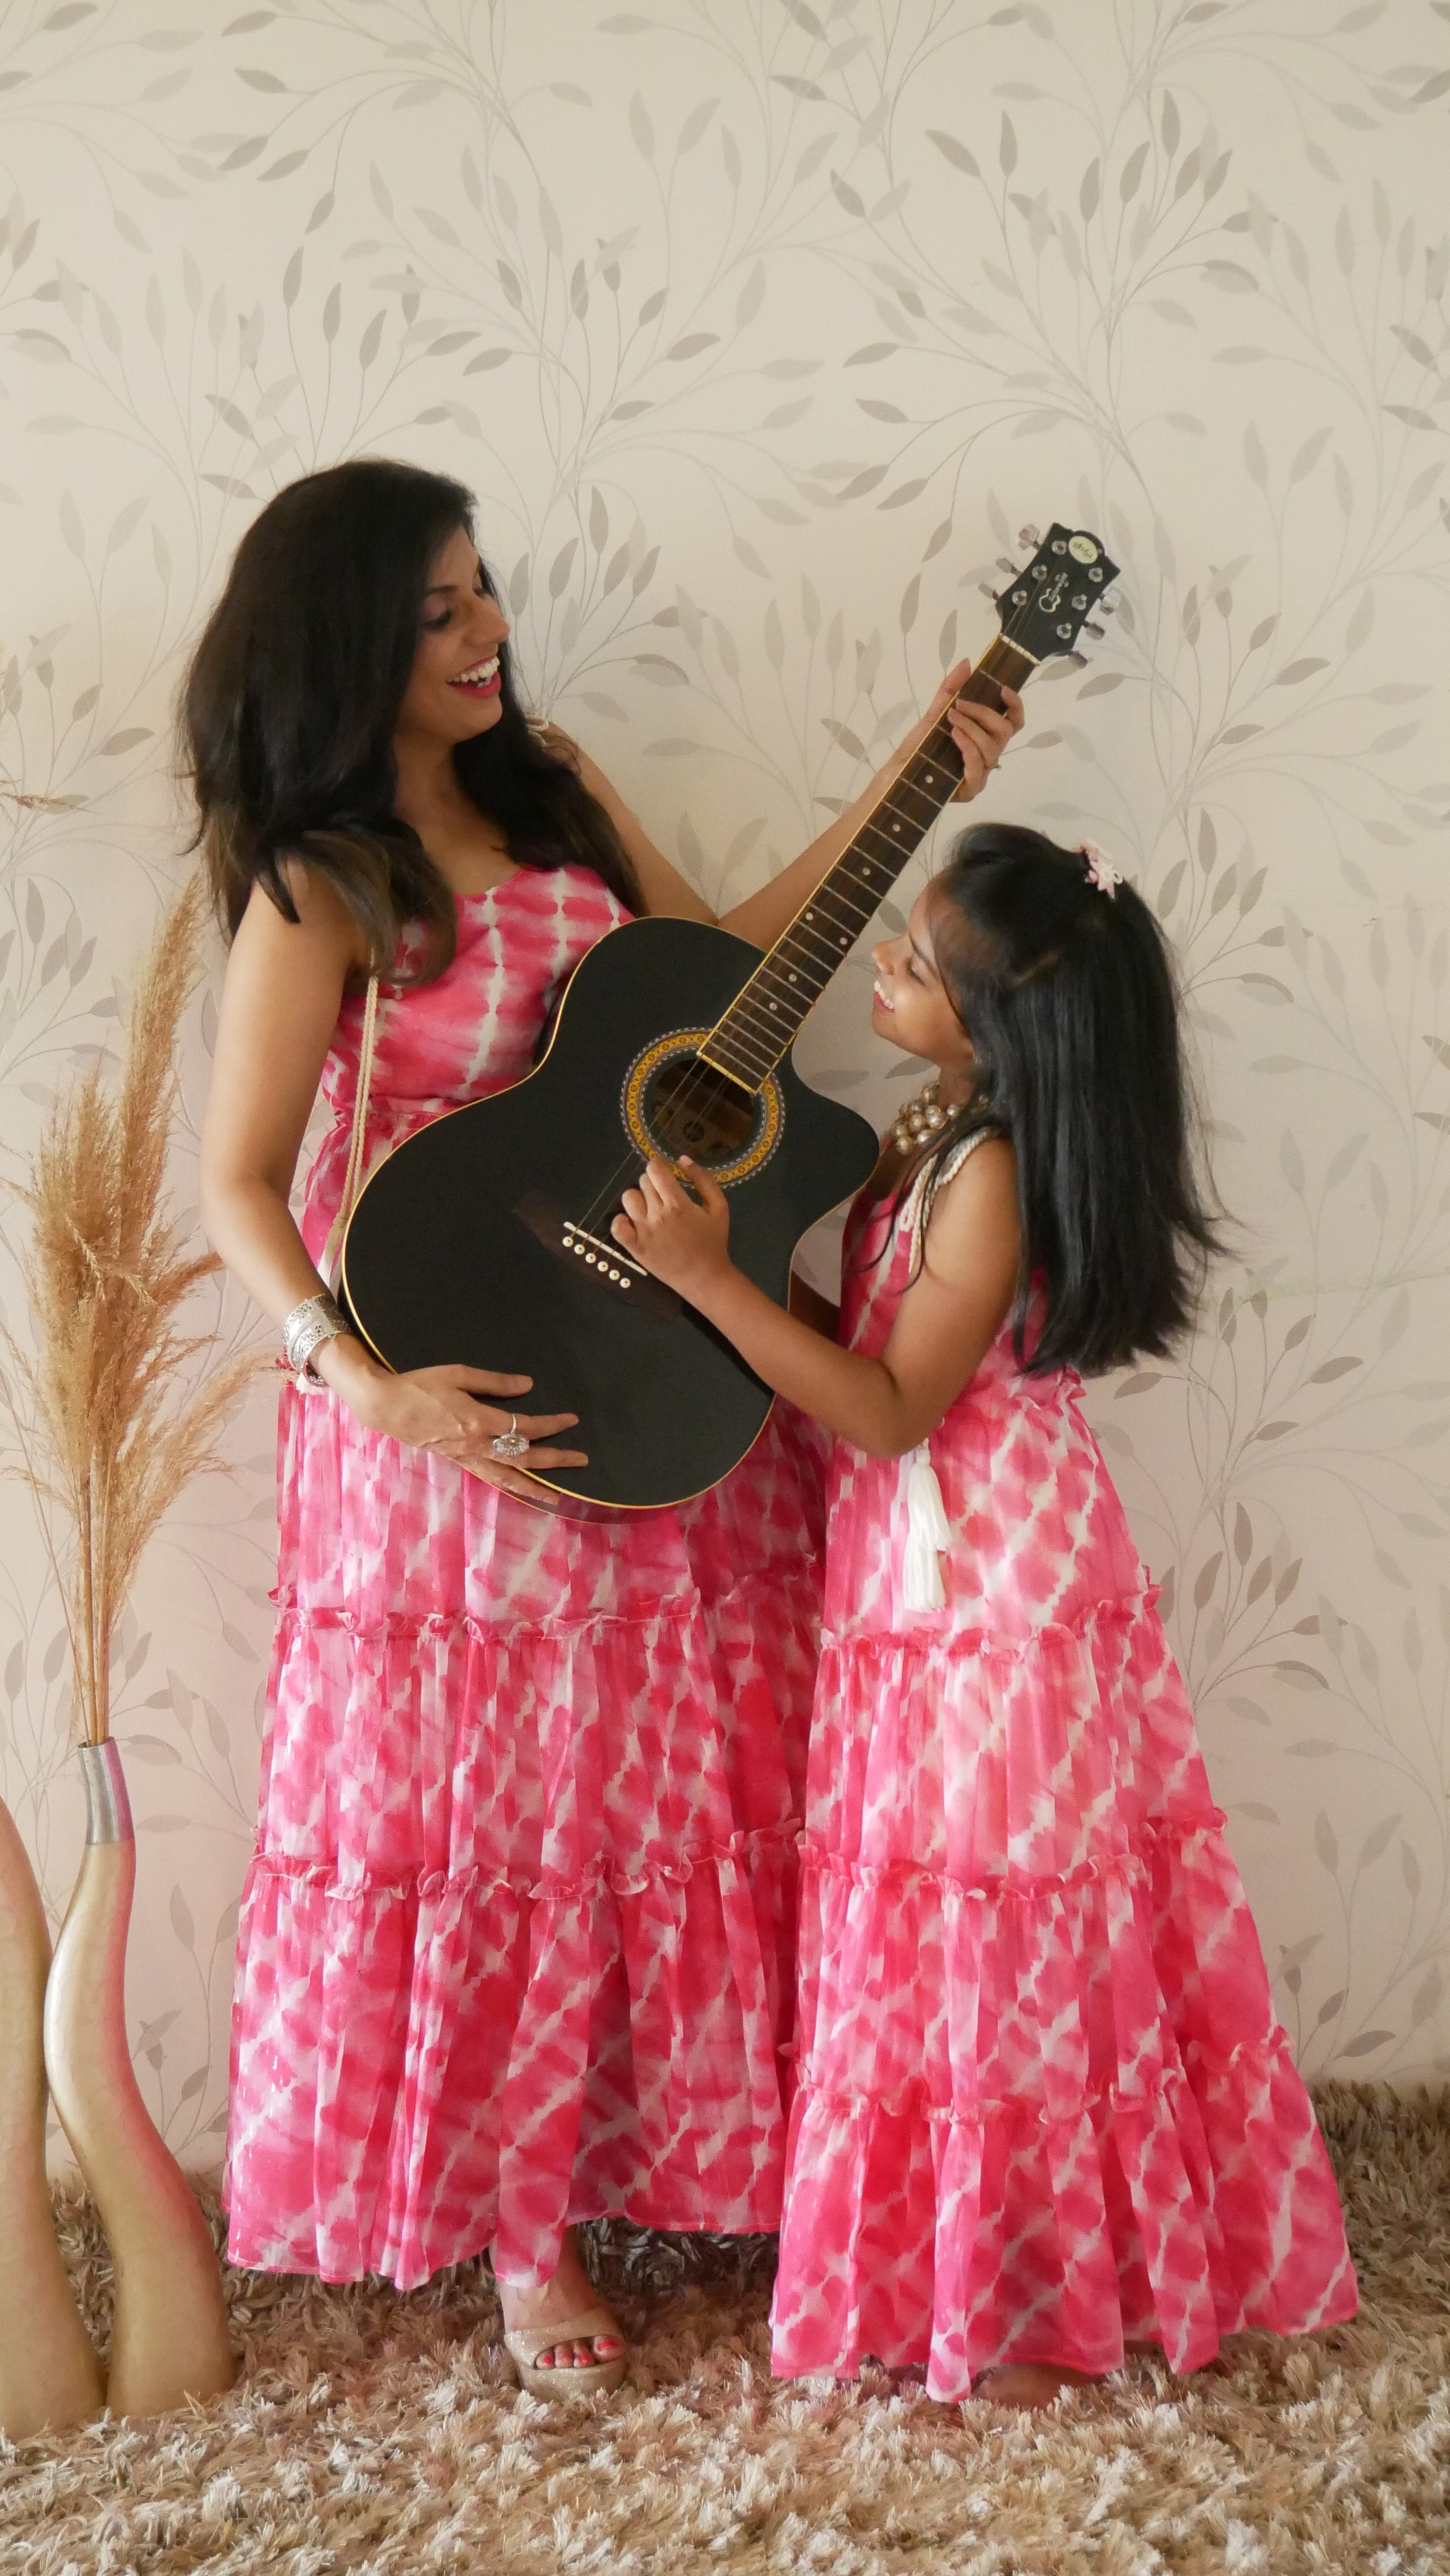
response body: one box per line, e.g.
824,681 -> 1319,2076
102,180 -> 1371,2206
515,1190 -> 682,1321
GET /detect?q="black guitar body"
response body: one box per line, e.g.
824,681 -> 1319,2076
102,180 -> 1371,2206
340,915 -> 879,1513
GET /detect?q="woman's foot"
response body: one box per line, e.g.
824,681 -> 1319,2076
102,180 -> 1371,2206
972,2362 -> 1097,2411
496,2228 -> 625,2373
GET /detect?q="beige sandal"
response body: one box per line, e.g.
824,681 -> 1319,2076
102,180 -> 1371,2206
501,2306 -> 628,2400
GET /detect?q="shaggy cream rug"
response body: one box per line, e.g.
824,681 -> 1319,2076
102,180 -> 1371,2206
4,2083 -> 1447,2575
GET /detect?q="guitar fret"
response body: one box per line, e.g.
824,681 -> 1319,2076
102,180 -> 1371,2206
806,891 -> 873,941
782,918 -> 854,968
856,820 -> 908,867
746,960 -> 812,1010
729,990 -> 798,1043
722,988 -> 811,1050
872,800 -> 929,850
713,1008 -> 776,1060
762,937 -> 829,984
888,781 -> 947,830
809,886 -> 874,930
843,860 -> 897,900
738,984 -> 812,1034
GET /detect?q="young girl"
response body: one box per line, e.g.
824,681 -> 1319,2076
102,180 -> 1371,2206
614,821 -> 1357,2408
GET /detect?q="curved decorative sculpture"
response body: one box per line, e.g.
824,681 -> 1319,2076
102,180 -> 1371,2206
0,1794 -> 104,2437
0,876 -> 257,2423
43,1742 -> 233,2418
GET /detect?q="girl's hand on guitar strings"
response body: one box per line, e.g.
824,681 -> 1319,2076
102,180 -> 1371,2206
613,1156 -> 733,1301
318,1342 -> 586,1503
910,657 -> 1024,801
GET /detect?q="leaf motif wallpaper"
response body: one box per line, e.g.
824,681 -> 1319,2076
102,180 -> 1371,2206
1,0 -> 1447,2162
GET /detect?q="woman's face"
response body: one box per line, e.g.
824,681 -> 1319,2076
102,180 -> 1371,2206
870,887 -> 976,1100
393,522 -> 511,752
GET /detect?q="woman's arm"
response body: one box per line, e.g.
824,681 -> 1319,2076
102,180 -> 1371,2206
199,873 -> 588,1496
613,1140 -> 1021,1458
560,659 -> 1024,941
719,663 -> 1022,951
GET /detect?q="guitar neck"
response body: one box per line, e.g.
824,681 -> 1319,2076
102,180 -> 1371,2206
699,634 -> 1035,1092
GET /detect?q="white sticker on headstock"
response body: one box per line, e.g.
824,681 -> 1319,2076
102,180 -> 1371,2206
1067,533 -> 1098,563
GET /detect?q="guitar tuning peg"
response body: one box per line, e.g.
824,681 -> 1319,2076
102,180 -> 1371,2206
995,555 -> 1018,576
978,582 -> 999,601
1084,621 -> 1105,641
1017,524 -> 1040,546
1097,596 -> 1117,614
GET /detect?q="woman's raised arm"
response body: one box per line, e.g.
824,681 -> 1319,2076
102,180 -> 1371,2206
564,661 -> 1023,948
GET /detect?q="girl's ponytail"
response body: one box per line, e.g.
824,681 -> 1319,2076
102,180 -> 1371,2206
922,824 -> 1222,1376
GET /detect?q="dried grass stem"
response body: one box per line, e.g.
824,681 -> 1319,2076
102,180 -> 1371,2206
2,874 -> 258,1742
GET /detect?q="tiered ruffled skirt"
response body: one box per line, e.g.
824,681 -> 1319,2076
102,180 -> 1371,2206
224,1383 -> 825,2290
769,1377 -> 1357,2394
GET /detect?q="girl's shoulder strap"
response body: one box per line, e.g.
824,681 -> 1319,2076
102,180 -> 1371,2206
902,1125 -> 1004,1272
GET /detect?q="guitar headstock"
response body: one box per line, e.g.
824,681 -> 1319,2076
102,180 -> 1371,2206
993,521 -> 1119,663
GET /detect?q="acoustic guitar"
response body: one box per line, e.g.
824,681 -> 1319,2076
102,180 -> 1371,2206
340,522 -> 1119,1512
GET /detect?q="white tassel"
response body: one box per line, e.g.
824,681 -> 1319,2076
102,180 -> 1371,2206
902,1442 -> 952,1613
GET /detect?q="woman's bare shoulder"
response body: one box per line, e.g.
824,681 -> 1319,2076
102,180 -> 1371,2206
240,863 -> 371,976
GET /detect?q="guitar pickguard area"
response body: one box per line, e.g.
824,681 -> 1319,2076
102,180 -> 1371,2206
622,1029 -> 783,1186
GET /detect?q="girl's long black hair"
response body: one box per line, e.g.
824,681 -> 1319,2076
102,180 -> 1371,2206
910,822 -> 1222,1376
181,456 -> 643,979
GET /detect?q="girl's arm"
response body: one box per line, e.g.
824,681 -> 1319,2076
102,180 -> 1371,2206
199,872 -> 587,1496
613,1140 -> 1020,1459
557,660 -> 1023,942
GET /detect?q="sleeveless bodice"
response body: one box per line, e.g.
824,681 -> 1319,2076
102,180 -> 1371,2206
301,863 -> 628,1263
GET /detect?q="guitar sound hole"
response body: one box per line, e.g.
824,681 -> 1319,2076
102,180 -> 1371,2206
643,1056 -> 757,1169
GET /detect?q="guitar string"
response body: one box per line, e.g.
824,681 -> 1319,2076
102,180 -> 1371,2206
562,570 -> 1083,1255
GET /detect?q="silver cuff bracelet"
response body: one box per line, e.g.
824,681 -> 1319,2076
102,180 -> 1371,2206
282,1291 -> 351,1389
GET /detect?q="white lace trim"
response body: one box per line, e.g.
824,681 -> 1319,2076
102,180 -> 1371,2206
898,1126 -> 999,1613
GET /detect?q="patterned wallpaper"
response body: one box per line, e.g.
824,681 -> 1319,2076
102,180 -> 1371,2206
1,1 -> 1447,2164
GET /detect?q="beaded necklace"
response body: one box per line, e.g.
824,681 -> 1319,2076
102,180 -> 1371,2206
892,1077 -> 948,1155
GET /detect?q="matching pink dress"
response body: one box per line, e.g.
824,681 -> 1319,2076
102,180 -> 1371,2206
223,864 -> 825,2290
226,876 -> 1354,2376
769,1142 -> 1357,2395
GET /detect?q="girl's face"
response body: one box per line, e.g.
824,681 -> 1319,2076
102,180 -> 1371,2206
870,887 -> 977,1101
394,522 -> 511,751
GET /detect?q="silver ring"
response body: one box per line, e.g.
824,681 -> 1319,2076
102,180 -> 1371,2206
490,1413 -> 530,1462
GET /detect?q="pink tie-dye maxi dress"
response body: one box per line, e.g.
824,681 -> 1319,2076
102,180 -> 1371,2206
769,1150 -> 1357,2395
223,866 -> 825,2290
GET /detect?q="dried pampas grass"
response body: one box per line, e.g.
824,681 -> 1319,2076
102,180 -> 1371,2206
2,873 -> 259,1744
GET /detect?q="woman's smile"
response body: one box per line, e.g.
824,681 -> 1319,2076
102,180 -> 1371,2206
447,653 -> 502,700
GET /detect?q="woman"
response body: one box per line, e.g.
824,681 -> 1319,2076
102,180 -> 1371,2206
194,456 -> 1021,2393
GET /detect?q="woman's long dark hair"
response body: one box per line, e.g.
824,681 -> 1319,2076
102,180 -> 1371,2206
180,457 -> 643,979
909,822 -> 1222,1375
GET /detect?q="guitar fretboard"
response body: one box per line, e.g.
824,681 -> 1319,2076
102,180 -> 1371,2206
698,637 -> 1034,1091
